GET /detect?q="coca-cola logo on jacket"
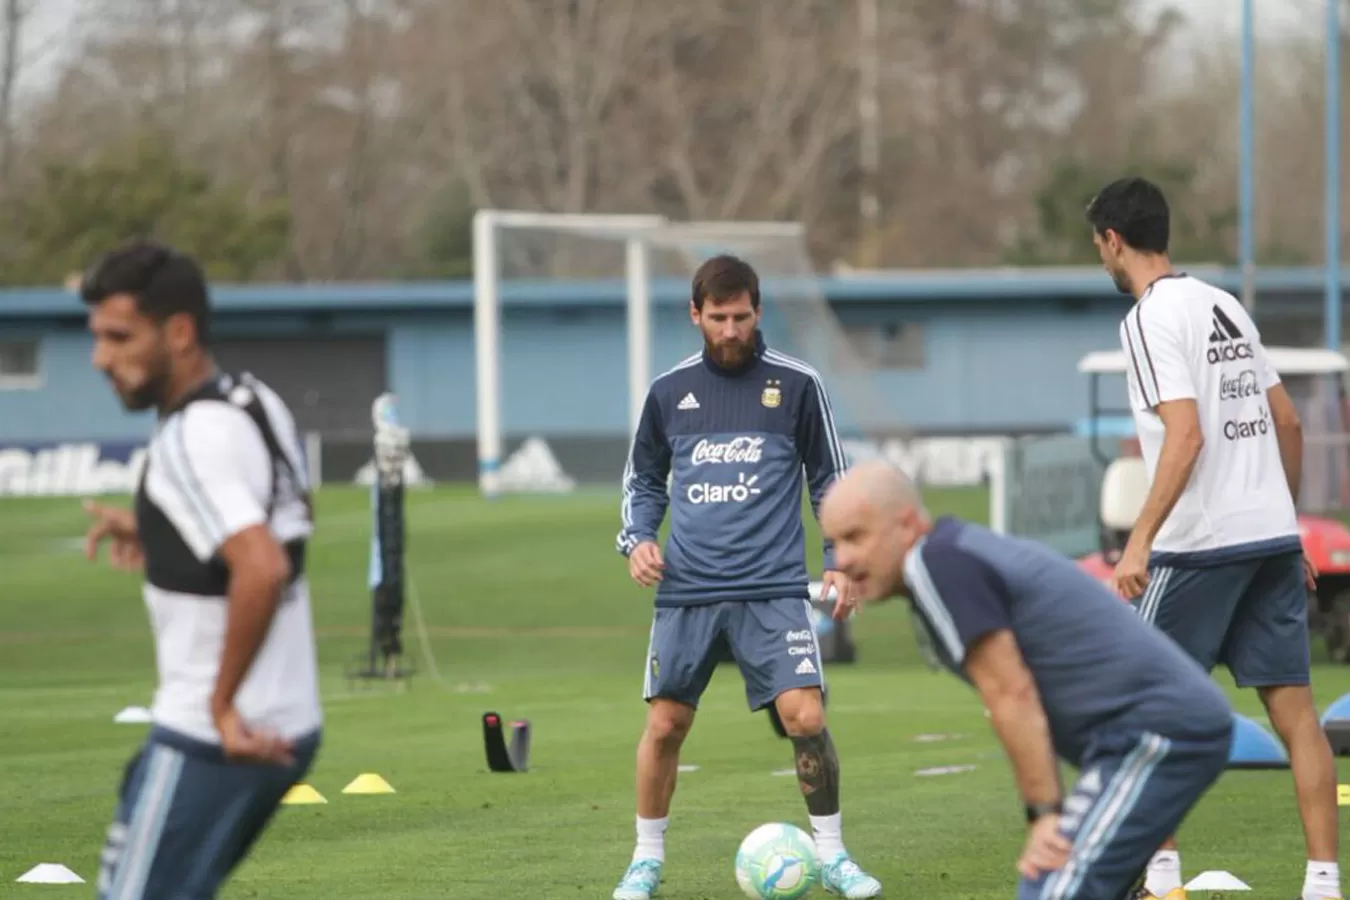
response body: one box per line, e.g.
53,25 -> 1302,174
690,436 -> 765,466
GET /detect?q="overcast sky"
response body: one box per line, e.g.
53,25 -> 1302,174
7,0 -> 1331,99
1154,0 -> 1313,36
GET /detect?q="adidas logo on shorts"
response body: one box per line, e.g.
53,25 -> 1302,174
795,657 -> 817,675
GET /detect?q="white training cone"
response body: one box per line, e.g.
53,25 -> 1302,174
915,764 -> 977,777
1185,871 -> 1251,892
113,706 -> 152,724
17,864 -> 85,884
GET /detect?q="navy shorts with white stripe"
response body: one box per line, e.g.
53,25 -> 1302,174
642,597 -> 826,711
1135,550 -> 1311,688
96,726 -> 320,900
1015,728 -> 1229,900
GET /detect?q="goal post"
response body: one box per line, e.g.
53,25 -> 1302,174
473,210 -> 666,497
471,210 -> 908,498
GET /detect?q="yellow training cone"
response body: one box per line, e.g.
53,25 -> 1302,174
281,783 -> 327,805
342,773 -> 396,795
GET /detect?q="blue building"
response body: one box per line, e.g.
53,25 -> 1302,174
0,265 -> 1341,491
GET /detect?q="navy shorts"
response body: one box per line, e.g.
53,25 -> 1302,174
643,598 -> 824,711
1134,551 -> 1310,688
1017,726 -> 1231,900
96,725 -> 321,899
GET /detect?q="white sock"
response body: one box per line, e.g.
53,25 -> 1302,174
1144,850 -> 1182,897
809,813 -> 845,862
1303,860 -> 1341,900
633,815 -> 667,863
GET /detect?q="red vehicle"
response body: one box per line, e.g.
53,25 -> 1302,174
1074,347 -> 1350,661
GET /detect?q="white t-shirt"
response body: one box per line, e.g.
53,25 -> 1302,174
1119,274 -> 1299,560
139,376 -> 322,744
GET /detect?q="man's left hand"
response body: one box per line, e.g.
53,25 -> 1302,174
822,570 -> 857,621
1111,538 -> 1151,600
214,705 -> 295,767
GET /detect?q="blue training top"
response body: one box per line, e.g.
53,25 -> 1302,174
904,517 -> 1233,767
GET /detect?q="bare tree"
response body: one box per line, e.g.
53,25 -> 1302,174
2,0 -> 1233,276
0,0 -> 27,192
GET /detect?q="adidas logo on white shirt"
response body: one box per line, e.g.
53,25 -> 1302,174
677,392 -> 700,410
1208,304 -> 1243,343
795,657 -> 817,675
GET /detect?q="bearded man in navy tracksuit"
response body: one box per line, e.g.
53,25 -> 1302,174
609,255 -> 883,900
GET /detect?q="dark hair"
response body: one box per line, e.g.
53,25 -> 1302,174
1084,176 -> 1170,254
80,241 -> 211,345
691,254 -> 760,311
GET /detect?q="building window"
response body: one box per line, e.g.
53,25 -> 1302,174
0,340 -> 41,388
839,322 -> 924,370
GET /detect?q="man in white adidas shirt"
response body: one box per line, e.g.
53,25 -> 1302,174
1086,176 -> 1340,900
79,241 -> 323,899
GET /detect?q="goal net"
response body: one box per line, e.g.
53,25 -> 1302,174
471,211 -> 913,497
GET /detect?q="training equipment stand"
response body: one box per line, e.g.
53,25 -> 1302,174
347,394 -> 417,687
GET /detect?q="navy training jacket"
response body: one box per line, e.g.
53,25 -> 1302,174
616,331 -> 849,607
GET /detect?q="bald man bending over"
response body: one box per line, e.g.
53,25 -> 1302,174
819,460 -> 1235,900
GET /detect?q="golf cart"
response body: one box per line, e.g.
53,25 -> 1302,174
1075,347 -> 1350,662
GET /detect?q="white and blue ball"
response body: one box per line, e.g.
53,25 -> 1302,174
734,822 -> 820,899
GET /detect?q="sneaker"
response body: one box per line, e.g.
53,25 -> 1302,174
612,858 -> 662,900
1130,888 -> 1187,900
820,853 -> 882,899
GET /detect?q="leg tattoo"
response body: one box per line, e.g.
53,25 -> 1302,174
791,729 -> 840,817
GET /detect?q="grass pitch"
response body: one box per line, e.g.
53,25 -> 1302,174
2,485 -> 1349,899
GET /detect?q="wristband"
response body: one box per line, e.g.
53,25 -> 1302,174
1024,800 -> 1062,822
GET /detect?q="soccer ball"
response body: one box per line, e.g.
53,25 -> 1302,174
734,822 -> 821,899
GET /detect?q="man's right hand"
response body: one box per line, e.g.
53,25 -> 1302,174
84,499 -> 143,571
1303,549 -> 1319,591
628,540 -> 665,587
1017,813 -> 1071,881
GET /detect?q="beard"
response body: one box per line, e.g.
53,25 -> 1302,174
1108,267 -> 1133,295
110,376 -> 162,411
704,336 -> 753,368
109,355 -> 170,411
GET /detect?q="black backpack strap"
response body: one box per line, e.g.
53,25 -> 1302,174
219,372 -> 312,585
222,372 -> 312,523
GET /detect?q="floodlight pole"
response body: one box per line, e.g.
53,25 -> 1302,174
1327,0 -> 1343,352
1238,0 -> 1256,312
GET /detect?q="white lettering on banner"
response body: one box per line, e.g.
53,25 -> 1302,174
690,436 -> 765,466
842,437 -> 1008,487
0,443 -> 147,496
686,472 -> 761,504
